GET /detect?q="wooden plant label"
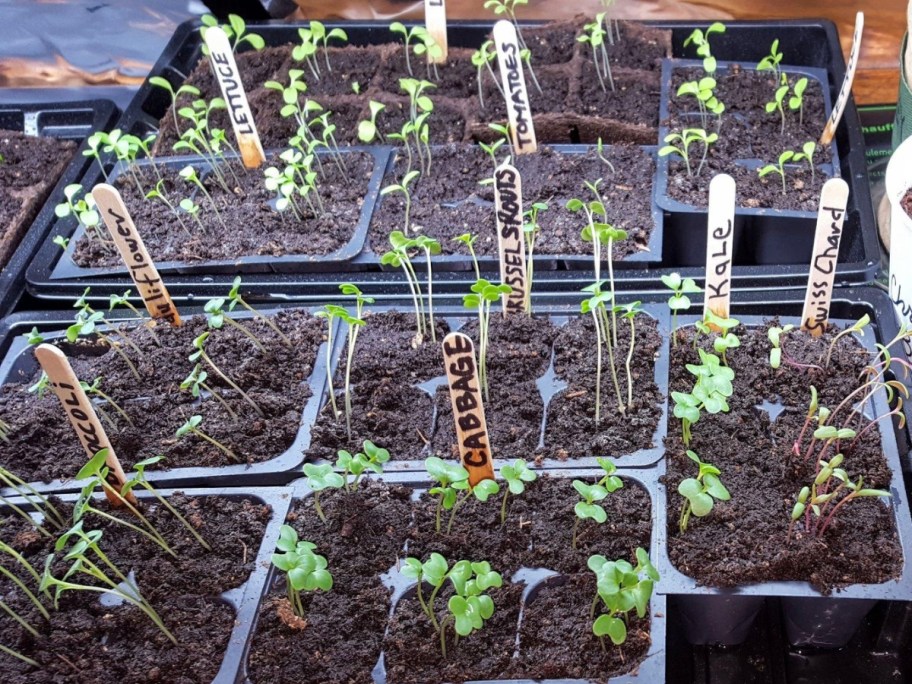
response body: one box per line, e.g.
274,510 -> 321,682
492,19 -> 537,154
441,332 -> 495,486
34,344 -> 135,506
92,184 -> 182,327
494,163 -> 527,315
424,0 -> 448,63
820,12 -> 864,146
801,178 -> 850,335
203,26 -> 266,168
703,174 -> 736,328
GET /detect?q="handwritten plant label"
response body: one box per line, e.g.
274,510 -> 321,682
820,12 -> 864,146
442,332 -> 495,486
492,19 -> 537,154
92,184 -> 182,327
703,174 -> 736,328
34,344 -> 135,505
494,163 -> 528,315
801,179 -> 850,335
424,0 -> 448,63
203,26 -> 266,168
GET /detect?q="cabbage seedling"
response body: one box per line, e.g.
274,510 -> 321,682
414,235 -> 441,341
463,279 -> 512,401
381,232 -> 427,342
336,440 -> 391,492
499,458 -> 537,525
227,276 -> 292,347
302,463 -> 344,523
177,414 -> 239,462
683,22 -> 725,74
767,323 -> 795,369
661,272 -> 701,346
271,525 -> 332,619
677,449 -> 730,533
589,547 -> 658,647
581,284 -> 624,419
381,169 -> 421,234
190,332 -> 264,417
756,39 -> 783,82
181,363 -> 239,422
572,479 -> 609,549
425,456 -> 500,534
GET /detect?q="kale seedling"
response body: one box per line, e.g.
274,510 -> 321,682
302,463 -> 344,523
189,332 -> 264,417
677,449 -> 730,533
271,525 -> 332,619
589,547 -> 658,648
659,128 -> 717,177
660,272 -> 701,347
499,458 -> 537,525
672,349 -> 735,445
176,414 -> 240,462
684,22 -> 726,73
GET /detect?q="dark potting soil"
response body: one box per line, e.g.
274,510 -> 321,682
367,143 -> 657,261
663,65 -> 832,211
0,129 -> 76,268
664,321 -> 902,593
0,493 -> 271,683
150,19 -> 670,153
307,310 -> 663,464
71,150 -> 375,268
247,475 -> 652,683
0,310 -> 323,483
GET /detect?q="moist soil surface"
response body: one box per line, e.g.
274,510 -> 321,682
367,143 -> 658,262
0,492 -> 272,683
71,151 -> 375,268
0,129 -> 75,268
247,475 -> 653,683
664,321 -> 902,593
663,64 -> 831,212
307,309 -> 663,464
0,309 -> 323,483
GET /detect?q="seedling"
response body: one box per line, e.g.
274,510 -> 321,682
24,327 -> 44,346
454,233 -> 481,280
595,457 -> 624,492
180,363 -> 239,421
337,284 -> 373,439
659,128 -> 717,178
389,23 -> 442,78
204,296 -> 267,353
53,235 -> 69,249
484,0 -> 542,92
414,235 -> 441,341
335,440 -> 391,491
271,525 -> 332,619
0,466 -> 66,535
179,164 -> 226,229
381,169 -> 421,234
793,141 -> 817,183
589,547 -> 658,648
581,291 -> 608,425
572,479 -> 609,549
684,22 -> 726,73
768,324 -> 795,369
615,301 -> 644,410
595,137 -> 616,173
425,456 -> 500,534
676,77 -> 724,130
712,327 -> 740,365
758,150 -> 795,195
399,77 -> 436,174
314,304 -> 344,420
357,100 -> 387,143
578,12 -> 615,92
677,449 -> 730,533
788,77 -> 809,126
823,314 -> 870,371
463,278 -> 512,401
400,553 -> 502,657
149,77 -> 202,134
146,179 -> 192,237
189,332 -> 264,417
523,202 -> 548,310
176,414 -> 240,462
381,232 -> 427,342
765,83 -> 789,134
227,276 -> 293,347
68,288 -> 142,381
293,21 -> 348,80
109,290 -> 161,345
672,349 -> 735,445
0,537 -> 47,663
80,377 -> 134,429
471,40 -> 503,108
179,197 -> 207,232
757,39 -> 783,82
55,183 -> 109,248
661,273 -> 701,346
499,458 -> 537,525
200,13 -> 265,53
302,463 -> 344,523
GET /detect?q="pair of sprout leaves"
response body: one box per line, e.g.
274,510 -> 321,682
677,450 -> 730,531
589,546 -> 658,645
271,525 -> 333,598
572,457 -> 624,525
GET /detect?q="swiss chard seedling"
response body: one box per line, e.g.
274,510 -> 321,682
767,323 -> 795,369
677,449 -> 730,533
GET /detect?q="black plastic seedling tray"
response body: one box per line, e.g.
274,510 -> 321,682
22,18 -> 879,306
234,468 -> 666,684
0,99 -> 118,316
0,484 -> 293,684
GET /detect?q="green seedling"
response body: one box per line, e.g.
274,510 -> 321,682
381,232 -> 427,342
757,39 -> 783,82
179,164 -> 226,229
765,83 -> 789,134
425,456 -> 500,534
176,414 -> 240,462
68,288 -> 143,381
0,466 -> 66,535
615,301 -> 644,410
659,128 -> 717,178
200,13 -> 265,54
677,449 -> 730,533
660,273 -> 701,346
82,131 -> 107,181
204,296 -> 267,353
180,363 -> 239,421
399,77 -> 435,174
271,525 -> 332,619
381,169 -> 421,234
302,463 -> 344,523
293,21 -> 348,79
684,22 -> 726,73
179,197 -> 207,233
80,377 -> 134,429
314,304 -> 344,421
190,332 -> 264,417
471,40 -> 503,108
389,23 -> 442,78
793,141 -> 817,183
768,323 -> 795,369
676,77 -> 724,130
227,276 -> 292,347
523,202 -> 548,311
499,459 -> 537,525
823,314 -> 870,371
788,77 -> 809,126
146,179 -> 192,237
589,547 -> 658,648
463,279 -> 512,401
337,284 -> 373,439
483,0 -> 541,92
24,327 -> 44,346
672,348 -> 735,445
55,184 -> 108,247
109,290 -> 161,346
581,290 -> 610,425
335,440 -> 391,492
454,233 -> 481,280
52,235 -> 69,249
578,12 -> 615,92
358,100 -> 387,143
572,479 -> 609,549
712,328 -> 740,365
693,310 -> 739,349
595,457 -> 624,492
595,137 -> 616,173
28,371 -> 50,398
149,77 -> 202,135
758,150 -> 795,195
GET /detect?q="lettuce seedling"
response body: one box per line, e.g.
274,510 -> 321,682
425,457 -> 500,534
190,331 -> 264,417
302,463 -> 344,523
572,480 -> 609,549
358,100 -> 387,143
660,273 -> 701,347
271,525 -> 332,619
499,458 -> 537,525
756,39 -> 783,82
201,13 -> 265,54
176,414 -> 240,463
336,440 -> 391,492
767,323 -> 795,369
589,547 -> 658,647
677,449 -> 730,533
578,12 -> 615,92
149,77 -> 201,135
684,22 -> 725,73
793,141 -> 817,183
463,279 -> 512,401
788,77 -> 809,126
